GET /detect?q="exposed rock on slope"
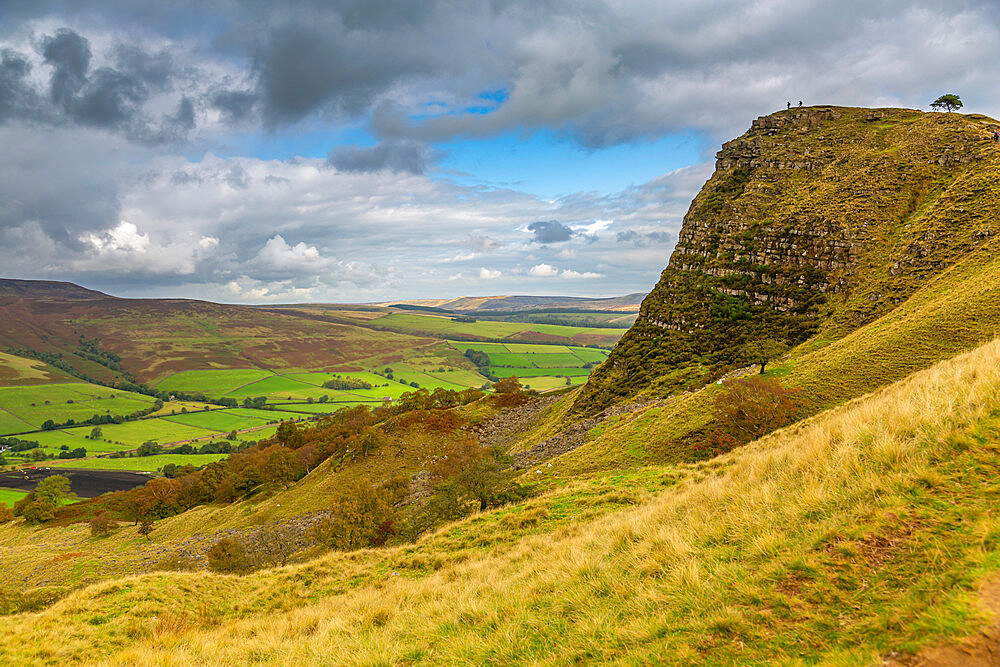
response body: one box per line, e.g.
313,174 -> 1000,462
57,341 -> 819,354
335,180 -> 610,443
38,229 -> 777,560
577,106 -> 1000,413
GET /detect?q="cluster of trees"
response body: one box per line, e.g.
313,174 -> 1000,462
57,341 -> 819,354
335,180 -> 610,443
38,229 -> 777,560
322,377 -> 373,390
40,399 -> 165,431
76,336 -> 123,371
0,436 -> 42,452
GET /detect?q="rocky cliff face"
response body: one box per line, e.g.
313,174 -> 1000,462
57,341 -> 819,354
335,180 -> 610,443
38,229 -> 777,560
576,106 -> 1000,413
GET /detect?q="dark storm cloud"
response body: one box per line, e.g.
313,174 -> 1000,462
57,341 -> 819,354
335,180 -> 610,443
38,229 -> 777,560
42,29 -> 91,109
114,45 -> 173,90
253,22 -> 426,126
0,49 -> 43,121
72,67 -> 147,128
211,89 -> 257,122
327,141 -> 435,174
528,220 -> 574,244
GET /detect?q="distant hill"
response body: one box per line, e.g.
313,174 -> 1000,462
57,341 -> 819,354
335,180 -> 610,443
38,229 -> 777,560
0,278 -> 111,301
370,293 -> 645,312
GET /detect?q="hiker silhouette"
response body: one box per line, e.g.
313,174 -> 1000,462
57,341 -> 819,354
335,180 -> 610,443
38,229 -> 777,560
787,101 -> 791,109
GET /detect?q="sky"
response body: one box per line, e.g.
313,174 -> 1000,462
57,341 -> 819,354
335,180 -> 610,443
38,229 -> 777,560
1,1 -> 998,304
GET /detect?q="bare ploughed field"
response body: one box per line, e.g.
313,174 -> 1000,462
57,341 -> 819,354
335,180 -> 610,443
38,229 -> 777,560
0,467 -> 150,497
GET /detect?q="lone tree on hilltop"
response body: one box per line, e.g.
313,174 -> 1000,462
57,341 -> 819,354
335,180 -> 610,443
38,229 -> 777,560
931,94 -> 963,113
742,339 -> 788,374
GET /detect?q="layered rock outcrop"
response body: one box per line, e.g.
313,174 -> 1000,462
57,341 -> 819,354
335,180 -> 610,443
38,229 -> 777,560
576,106 -> 1000,413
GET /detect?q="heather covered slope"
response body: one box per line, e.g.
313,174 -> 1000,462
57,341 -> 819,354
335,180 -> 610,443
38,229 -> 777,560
5,336 -> 1000,664
578,106 -> 1000,413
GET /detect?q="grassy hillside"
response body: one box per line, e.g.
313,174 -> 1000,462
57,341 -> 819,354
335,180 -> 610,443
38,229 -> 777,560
4,334 -> 1000,663
579,106 -> 1000,413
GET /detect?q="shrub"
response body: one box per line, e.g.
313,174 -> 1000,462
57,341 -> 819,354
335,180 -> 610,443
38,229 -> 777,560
89,511 -> 117,537
0,504 -> 13,523
310,480 -> 395,551
207,538 -> 252,574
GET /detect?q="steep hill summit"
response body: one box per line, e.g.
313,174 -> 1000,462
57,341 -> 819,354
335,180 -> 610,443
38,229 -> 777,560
578,106 -> 1000,412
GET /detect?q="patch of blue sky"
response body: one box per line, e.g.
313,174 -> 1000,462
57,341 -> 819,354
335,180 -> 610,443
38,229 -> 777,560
434,129 -> 707,199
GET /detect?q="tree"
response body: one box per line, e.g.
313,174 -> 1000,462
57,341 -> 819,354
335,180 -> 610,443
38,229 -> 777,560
741,339 -> 788,374
310,480 -> 395,551
89,511 -> 117,537
136,441 -> 162,456
138,518 -> 154,540
492,376 -> 522,394
930,94 -> 963,112
90,426 -> 102,440
14,475 -> 76,524
709,376 -> 801,450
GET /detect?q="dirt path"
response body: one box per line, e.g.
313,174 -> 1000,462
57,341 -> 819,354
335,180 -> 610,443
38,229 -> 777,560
884,579 -> 1000,666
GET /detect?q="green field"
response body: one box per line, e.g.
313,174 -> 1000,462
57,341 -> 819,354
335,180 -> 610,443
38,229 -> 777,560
568,347 -> 610,363
0,410 -> 33,435
156,369 -> 274,396
485,352 -> 537,367
163,410 -> 270,432
225,375 -> 317,398
46,453 -> 228,472
280,402 -> 377,414
518,375 -> 586,392
67,419 -> 219,448
0,383 -> 156,435
223,407 -> 310,421
492,367 -> 591,378
0,487 -> 28,507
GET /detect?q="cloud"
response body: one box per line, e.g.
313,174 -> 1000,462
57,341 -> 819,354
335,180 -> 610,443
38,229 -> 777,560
255,235 -> 323,272
466,234 -> 500,252
211,89 -> 257,122
328,140 -> 436,175
561,269 -> 603,279
42,29 -> 91,110
529,263 -> 559,277
616,229 -> 671,247
479,267 -> 501,279
527,220 -> 574,243
81,221 -> 149,253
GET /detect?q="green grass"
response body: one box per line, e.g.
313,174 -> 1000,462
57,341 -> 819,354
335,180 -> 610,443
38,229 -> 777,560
0,383 -> 156,434
46,453 -> 228,471
0,487 -> 28,507
493,367 -> 591,378
162,410 -> 270,432
503,343 -> 572,353
568,347 -> 610,363
223,407 -> 311,422
279,402 -> 377,414
449,342 -> 512,354
65,418 -> 220,448
519,376 -> 586,392
225,375 -> 317,398
155,369 -> 274,397
486,352 -> 537,367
